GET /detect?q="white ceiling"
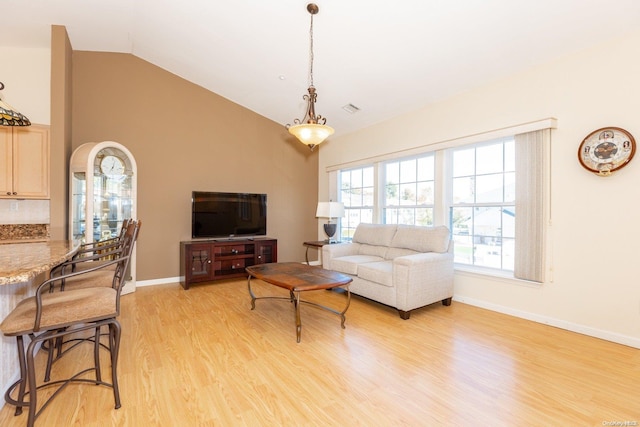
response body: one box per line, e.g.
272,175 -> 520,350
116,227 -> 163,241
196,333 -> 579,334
3,0 -> 640,136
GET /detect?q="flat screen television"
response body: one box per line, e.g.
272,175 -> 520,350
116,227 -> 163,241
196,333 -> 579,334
192,191 -> 267,239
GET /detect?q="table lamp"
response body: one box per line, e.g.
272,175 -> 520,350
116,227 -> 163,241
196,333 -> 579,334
316,201 -> 344,243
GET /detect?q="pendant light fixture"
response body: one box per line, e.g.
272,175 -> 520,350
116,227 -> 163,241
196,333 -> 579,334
286,3 -> 334,151
0,82 -> 31,126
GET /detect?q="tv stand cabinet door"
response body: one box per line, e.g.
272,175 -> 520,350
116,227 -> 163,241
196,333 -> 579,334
182,243 -> 214,289
255,239 -> 277,265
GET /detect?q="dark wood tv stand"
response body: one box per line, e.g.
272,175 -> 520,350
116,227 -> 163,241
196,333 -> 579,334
180,237 -> 277,289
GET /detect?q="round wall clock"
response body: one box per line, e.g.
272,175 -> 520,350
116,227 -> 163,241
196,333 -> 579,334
578,127 -> 635,176
100,155 -> 125,176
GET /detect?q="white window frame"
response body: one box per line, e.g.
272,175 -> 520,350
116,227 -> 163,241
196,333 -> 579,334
445,137 -> 516,272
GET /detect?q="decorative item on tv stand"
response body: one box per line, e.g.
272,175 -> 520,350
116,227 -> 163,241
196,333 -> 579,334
316,201 -> 344,243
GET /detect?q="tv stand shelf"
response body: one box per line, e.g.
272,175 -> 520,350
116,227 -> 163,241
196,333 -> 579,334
180,238 -> 277,289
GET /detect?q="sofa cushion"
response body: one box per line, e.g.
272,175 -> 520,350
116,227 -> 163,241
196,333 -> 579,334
385,247 -> 420,260
390,225 -> 450,253
358,243 -> 388,259
357,261 -> 393,287
330,255 -> 385,275
352,223 -> 397,247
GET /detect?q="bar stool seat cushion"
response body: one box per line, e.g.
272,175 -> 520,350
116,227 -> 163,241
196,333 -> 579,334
0,287 -> 117,336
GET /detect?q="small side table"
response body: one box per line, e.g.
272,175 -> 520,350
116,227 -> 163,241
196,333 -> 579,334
303,240 -> 341,265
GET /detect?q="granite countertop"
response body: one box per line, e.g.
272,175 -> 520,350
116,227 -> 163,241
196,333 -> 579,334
0,240 -> 80,285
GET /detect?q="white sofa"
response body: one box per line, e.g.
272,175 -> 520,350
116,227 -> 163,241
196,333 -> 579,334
322,223 -> 454,319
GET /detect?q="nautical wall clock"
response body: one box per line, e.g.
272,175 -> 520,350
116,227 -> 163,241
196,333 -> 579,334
578,127 -> 635,176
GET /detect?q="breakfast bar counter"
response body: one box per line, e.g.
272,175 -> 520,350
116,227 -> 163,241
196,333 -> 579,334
0,240 -> 79,285
0,240 -> 80,398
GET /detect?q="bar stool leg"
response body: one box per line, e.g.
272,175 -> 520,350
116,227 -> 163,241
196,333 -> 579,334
109,320 -> 122,409
26,337 -> 39,427
94,326 -> 102,382
11,335 -> 27,416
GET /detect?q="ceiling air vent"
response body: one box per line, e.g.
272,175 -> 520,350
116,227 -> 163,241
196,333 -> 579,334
342,103 -> 360,114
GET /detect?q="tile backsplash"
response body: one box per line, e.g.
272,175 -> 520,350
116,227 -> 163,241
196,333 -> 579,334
0,199 -> 50,224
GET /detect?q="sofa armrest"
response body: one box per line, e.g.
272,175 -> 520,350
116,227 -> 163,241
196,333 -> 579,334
322,243 -> 361,269
392,252 -> 454,311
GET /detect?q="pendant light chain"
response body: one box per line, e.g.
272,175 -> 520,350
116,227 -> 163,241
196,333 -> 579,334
309,12 -> 315,88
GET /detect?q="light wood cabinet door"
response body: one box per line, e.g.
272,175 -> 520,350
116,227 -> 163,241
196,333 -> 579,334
0,125 -> 50,199
0,129 -> 12,196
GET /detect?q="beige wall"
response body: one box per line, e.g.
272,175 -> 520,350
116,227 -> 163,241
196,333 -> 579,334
70,52 -> 319,280
319,30 -> 640,347
49,26 -> 74,240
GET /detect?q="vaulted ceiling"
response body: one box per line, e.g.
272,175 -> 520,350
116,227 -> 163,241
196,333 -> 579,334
4,0 -> 640,136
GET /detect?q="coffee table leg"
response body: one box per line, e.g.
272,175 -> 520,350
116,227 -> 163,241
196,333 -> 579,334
294,291 -> 302,343
247,276 -> 257,310
339,286 -> 351,329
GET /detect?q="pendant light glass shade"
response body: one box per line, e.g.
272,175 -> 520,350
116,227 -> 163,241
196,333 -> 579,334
288,123 -> 334,148
0,82 -> 31,126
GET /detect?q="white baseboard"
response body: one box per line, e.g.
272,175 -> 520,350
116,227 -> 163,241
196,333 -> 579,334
453,295 -> 640,349
136,276 -> 182,287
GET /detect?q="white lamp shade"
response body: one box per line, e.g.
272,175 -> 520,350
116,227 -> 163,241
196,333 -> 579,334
316,202 -> 344,219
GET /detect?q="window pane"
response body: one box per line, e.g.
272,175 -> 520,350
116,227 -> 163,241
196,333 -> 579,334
350,188 -> 363,206
385,208 -> 398,224
453,148 -> 475,177
417,156 -> 434,181
453,235 -> 473,265
502,237 -> 515,270
351,169 -> 362,188
341,170 -> 351,188
363,187 -> 374,206
416,208 -> 433,226
502,207 -> 515,238
474,206 -> 502,237
341,188 -> 352,207
361,209 -> 373,223
476,173 -> 504,203
363,167 -> 374,187
453,177 -> 475,203
398,208 -> 415,225
476,143 -> 503,175
386,183 -> 399,206
399,183 -> 416,205
451,207 -> 472,236
504,172 -> 515,202
504,139 -> 515,172
400,160 -> 416,183
417,181 -> 434,204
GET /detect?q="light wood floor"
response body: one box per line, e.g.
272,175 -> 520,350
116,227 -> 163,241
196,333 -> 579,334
0,279 -> 638,426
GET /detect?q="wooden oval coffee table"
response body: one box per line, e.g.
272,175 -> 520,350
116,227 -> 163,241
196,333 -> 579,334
245,262 -> 352,343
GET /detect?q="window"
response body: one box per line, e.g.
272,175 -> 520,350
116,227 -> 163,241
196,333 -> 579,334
339,166 -> 374,241
383,155 -> 435,226
448,138 -> 515,271
330,120 -> 551,281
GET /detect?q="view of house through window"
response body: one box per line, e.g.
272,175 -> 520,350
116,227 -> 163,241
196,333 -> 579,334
449,138 -> 515,271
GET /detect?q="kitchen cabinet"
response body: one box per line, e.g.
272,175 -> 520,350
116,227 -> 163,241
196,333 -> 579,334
0,125 -> 50,199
